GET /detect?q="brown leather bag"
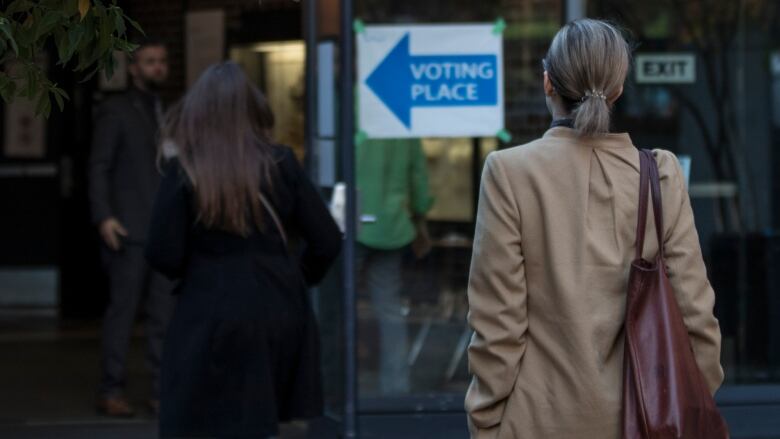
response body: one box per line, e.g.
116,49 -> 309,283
622,149 -> 729,439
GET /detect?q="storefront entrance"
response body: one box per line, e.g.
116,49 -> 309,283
313,0 -> 780,437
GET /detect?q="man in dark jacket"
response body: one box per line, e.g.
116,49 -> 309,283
89,38 -> 175,417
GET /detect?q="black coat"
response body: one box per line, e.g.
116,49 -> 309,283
145,146 -> 341,438
89,87 -> 162,243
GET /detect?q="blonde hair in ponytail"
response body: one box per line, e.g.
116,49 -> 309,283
544,19 -> 630,135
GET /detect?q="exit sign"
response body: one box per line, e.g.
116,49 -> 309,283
635,53 -> 696,84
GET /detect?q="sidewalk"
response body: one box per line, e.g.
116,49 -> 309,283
0,310 -> 157,438
0,311 -> 381,438
3,311 -> 777,438
0,316 -> 332,438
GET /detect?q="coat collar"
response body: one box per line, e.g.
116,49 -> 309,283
542,126 -> 634,149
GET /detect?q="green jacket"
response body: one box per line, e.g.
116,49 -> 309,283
356,138 -> 434,250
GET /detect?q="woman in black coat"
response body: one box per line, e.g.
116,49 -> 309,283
145,61 -> 341,438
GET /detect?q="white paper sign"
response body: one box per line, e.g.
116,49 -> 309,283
358,24 -> 504,138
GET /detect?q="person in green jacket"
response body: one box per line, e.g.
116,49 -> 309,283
356,136 -> 434,395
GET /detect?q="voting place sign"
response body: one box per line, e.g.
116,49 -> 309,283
358,24 -> 504,138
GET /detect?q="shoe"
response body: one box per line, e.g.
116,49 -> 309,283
96,396 -> 136,417
148,398 -> 160,416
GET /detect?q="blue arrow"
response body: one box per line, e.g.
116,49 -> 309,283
365,33 -> 498,129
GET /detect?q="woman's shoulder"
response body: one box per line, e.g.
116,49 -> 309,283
651,148 -> 684,186
269,144 -> 297,161
267,144 -> 305,192
268,144 -> 301,173
492,137 -> 549,158
482,136 -> 562,179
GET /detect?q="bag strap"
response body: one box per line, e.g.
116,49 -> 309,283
646,150 -> 665,259
635,150 -> 651,260
259,192 -> 309,297
634,149 -> 665,261
259,193 -> 288,246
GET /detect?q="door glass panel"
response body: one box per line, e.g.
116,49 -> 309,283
230,41 -> 306,160
591,0 -> 780,384
353,0 -> 563,399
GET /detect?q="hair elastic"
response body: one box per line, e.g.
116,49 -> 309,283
582,89 -> 607,101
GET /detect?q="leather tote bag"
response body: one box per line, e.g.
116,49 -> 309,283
622,149 -> 728,438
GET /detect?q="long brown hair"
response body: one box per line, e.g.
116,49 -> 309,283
163,61 -> 275,236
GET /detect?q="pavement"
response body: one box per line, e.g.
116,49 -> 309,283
3,309 -> 780,439
0,309 -> 468,439
0,309 -> 158,438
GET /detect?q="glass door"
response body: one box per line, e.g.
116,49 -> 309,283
230,41 -> 307,160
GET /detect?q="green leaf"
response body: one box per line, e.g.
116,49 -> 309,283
75,22 -> 98,71
0,19 -> 19,55
54,28 -> 68,63
68,24 -> 86,49
35,89 -> 48,114
25,67 -> 37,99
78,0 -> 90,20
52,86 -> 69,100
28,6 -> 41,29
64,0 -> 80,17
124,15 -> 144,36
109,6 -> 126,35
52,87 -> 66,110
6,0 -> 35,16
36,11 -> 64,39
80,65 -> 100,82
63,25 -> 85,62
113,36 -> 136,52
0,0 -> 142,115
97,8 -> 114,53
14,19 -> 37,48
39,94 -> 52,117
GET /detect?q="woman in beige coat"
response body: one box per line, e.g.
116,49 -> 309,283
465,19 -> 723,439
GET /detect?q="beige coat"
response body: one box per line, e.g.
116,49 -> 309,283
465,127 -> 723,439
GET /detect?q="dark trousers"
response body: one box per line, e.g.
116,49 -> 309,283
100,244 -> 176,398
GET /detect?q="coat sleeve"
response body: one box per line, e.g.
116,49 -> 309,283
465,152 -> 528,436
285,149 -> 342,285
656,150 -> 724,395
145,160 -> 191,279
88,101 -> 123,225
